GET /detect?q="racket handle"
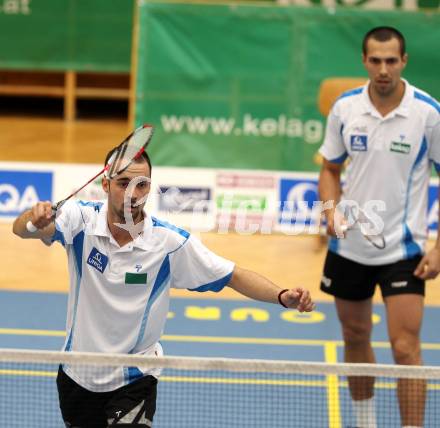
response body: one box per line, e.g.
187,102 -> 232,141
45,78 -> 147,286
26,221 -> 38,233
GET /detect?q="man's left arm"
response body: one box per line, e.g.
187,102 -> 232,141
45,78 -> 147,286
415,118 -> 440,280
415,178 -> 440,280
228,266 -> 315,312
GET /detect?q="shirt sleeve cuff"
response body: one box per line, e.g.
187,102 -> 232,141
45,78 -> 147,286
188,269 -> 234,293
319,147 -> 348,164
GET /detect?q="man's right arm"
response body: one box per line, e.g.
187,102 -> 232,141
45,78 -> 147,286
318,159 -> 344,237
12,201 -> 56,241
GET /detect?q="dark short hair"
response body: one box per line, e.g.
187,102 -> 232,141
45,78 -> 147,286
104,145 -> 152,177
362,26 -> 406,57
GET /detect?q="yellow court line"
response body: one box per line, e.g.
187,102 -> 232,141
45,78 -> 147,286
0,369 -> 55,377
324,342 -> 342,428
0,328 -> 333,345
0,328 -> 66,337
1,328 -> 440,350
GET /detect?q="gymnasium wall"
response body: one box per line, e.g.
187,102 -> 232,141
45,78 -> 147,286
0,0 -> 133,71
1,1 -> 439,232
134,2 -> 440,171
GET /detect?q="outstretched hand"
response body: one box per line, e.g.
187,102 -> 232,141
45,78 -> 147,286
280,288 -> 315,312
30,201 -> 54,230
414,248 -> 440,280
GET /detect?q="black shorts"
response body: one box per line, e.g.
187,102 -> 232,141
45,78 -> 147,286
57,366 -> 158,427
320,251 -> 425,301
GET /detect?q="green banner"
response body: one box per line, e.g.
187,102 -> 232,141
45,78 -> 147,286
135,3 -> 440,172
290,0 -> 440,11
0,0 -> 133,71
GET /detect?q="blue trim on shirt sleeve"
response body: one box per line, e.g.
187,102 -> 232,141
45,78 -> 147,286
168,235 -> 190,255
152,217 -> 190,239
328,152 -> 348,164
433,162 -> 440,173
414,91 -> 440,113
337,87 -> 363,101
189,271 -> 233,293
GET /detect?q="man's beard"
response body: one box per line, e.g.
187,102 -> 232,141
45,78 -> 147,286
115,203 -> 144,224
373,80 -> 396,97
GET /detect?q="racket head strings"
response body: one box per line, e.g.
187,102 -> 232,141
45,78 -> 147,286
106,125 -> 154,179
25,124 -> 154,233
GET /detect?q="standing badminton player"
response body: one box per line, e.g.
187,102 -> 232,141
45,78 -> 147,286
13,138 -> 315,428
318,27 -> 440,428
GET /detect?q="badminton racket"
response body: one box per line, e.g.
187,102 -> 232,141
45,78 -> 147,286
26,124 -> 154,232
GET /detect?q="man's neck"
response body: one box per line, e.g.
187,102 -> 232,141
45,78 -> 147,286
107,213 -> 144,247
369,79 -> 405,117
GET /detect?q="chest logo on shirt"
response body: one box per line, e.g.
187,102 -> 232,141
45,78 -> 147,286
390,141 -> 411,154
125,272 -> 148,285
87,248 -> 109,274
350,135 -> 368,151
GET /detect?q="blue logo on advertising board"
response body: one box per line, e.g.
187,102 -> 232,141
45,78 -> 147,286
0,170 -> 53,217
159,186 -> 211,213
279,178 -> 319,225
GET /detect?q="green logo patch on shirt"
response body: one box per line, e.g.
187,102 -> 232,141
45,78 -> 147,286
125,272 -> 148,285
390,141 -> 411,154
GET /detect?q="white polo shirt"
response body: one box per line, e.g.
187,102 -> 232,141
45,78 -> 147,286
319,79 -> 440,265
51,200 -> 234,392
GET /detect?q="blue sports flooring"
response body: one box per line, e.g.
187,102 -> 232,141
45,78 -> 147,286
0,290 -> 439,427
